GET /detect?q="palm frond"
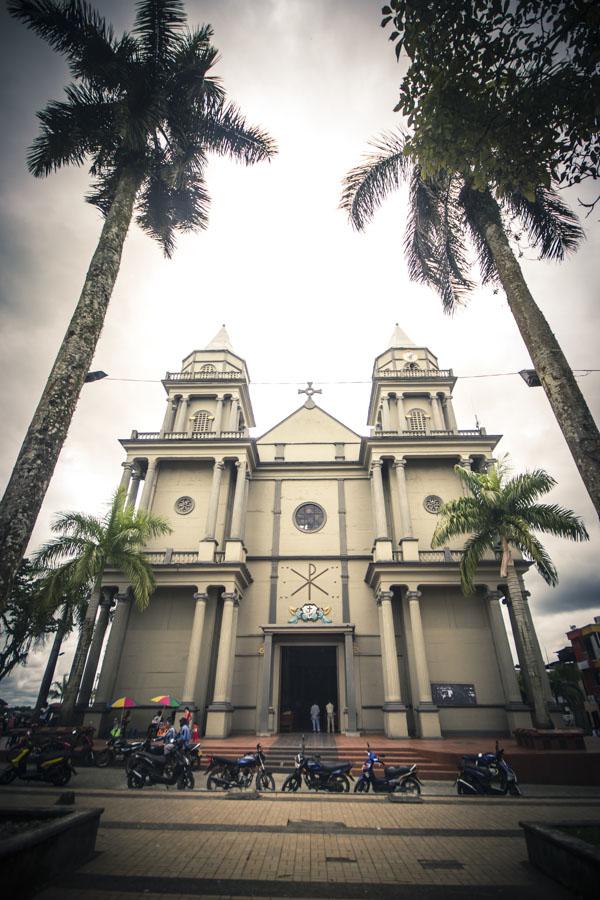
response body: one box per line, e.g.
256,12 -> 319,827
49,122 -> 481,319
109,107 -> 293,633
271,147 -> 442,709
431,496 -> 486,546
117,554 -> 155,611
133,0 -> 186,69
404,167 -> 441,284
50,508 -> 104,541
340,130 -> 411,230
501,186 -> 584,260
432,175 -> 474,313
520,503 -> 589,541
459,183 -> 499,285
502,469 -> 556,509
197,102 -> 277,165
506,518 -> 559,585
460,531 -> 497,594
33,535 -> 92,567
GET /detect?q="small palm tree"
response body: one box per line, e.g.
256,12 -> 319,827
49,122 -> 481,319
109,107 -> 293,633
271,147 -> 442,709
431,460 -> 588,728
34,489 -> 171,723
48,674 -> 69,702
340,131 -> 600,520
0,0 -> 276,612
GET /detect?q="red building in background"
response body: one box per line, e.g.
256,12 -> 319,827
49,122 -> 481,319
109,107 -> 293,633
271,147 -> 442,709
566,617 -> 600,733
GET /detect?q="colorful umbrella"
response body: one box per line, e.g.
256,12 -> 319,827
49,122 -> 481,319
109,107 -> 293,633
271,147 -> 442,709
149,695 -> 181,708
110,697 -> 137,709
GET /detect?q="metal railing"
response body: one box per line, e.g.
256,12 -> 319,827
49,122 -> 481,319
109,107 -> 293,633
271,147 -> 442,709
129,430 -> 246,440
164,371 -> 242,381
376,368 -> 453,378
371,428 -> 485,438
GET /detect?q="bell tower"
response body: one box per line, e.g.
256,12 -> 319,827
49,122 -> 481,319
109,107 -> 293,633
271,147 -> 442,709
368,324 -> 458,435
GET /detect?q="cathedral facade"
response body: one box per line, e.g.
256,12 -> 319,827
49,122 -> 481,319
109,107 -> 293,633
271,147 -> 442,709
85,326 -> 551,739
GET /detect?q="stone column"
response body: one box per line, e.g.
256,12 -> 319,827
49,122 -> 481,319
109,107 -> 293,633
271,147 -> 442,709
381,396 -> 391,431
78,587 -> 117,708
407,590 -> 442,737
173,395 -> 190,434
397,393 -> 406,431
213,396 -> 224,435
94,590 -> 132,707
229,460 -> 247,539
161,398 -> 178,435
241,471 -> 250,542
182,592 -> 208,705
485,590 -> 532,731
228,395 -> 240,431
370,460 -> 388,539
258,633 -> 273,735
376,591 -> 408,737
344,632 -> 359,734
442,394 -> 458,432
430,393 -> 444,430
393,458 -> 413,538
126,465 -> 142,509
138,459 -> 158,511
458,456 -> 473,497
204,459 -> 224,541
119,461 -> 133,493
205,592 -> 237,738
225,600 -> 240,703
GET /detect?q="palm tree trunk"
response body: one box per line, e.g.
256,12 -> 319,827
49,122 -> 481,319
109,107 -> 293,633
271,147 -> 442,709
34,604 -> 69,713
504,550 -> 553,729
0,169 -> 140,613
472,190 -> 600,520
60,583 -> 101,724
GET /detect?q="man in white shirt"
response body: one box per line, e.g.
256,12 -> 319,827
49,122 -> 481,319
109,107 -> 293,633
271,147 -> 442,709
325,701 -> 335,733
310,703 -> 320,732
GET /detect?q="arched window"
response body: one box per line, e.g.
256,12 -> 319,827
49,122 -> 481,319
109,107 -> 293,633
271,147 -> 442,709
191,410 -> 212,434
407,408 -> 427,433
200,363 -> 216,373
404,361 -> 420,370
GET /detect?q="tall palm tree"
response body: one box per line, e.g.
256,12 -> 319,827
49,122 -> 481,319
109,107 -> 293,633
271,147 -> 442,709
431,460 -> 588,729
33,488 -> 171,723
0,0 -> 277,612
340,131 -> 600,520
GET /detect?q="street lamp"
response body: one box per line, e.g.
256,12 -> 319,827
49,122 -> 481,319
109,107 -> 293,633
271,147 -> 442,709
84,370 -> 108,383
519,369 -> 541,387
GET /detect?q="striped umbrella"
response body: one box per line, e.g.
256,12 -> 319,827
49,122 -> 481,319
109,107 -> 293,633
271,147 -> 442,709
110,697 -> 137,709
149,695 -> 181,708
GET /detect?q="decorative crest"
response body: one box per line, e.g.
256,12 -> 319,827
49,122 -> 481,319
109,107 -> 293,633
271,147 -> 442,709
298,382 -> 322,408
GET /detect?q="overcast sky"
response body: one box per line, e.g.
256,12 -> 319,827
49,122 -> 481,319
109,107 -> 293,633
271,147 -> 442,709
1,0 -> 598,705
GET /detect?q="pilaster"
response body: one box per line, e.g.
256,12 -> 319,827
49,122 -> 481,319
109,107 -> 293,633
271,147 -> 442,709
376,590 -> 408,738
407,589 -> 442,738
182,592 -> 209,705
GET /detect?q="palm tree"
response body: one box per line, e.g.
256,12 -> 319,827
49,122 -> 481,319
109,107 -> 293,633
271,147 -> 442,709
340,131 -> 600,520
0,0 -> 277,612
48,674 -> 69,702
430,460 -> 588,729
33,488 -> 171,723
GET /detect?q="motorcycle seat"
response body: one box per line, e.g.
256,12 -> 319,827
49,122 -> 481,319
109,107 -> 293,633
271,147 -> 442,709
316,760 -> 352,773
211,754 -> 243,766
134,752 -> 169,767
384,764 -> 413,777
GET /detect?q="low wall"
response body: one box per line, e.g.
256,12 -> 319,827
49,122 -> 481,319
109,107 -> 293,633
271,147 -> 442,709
520,820 -> 600,898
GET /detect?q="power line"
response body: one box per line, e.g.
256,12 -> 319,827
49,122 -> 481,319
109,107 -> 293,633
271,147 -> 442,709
104,369 -> 600,386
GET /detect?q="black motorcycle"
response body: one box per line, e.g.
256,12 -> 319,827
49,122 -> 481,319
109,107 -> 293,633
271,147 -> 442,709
0,733 -> 75,787
206,743 -> 275,791
127,742 -> 195,790
95,735 -> 146,769
354,746 -> 422,794
281,746 -> 354,793
456,742 -> 521,796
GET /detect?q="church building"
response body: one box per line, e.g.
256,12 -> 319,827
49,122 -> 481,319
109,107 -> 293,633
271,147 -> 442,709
84,326 -> 553,739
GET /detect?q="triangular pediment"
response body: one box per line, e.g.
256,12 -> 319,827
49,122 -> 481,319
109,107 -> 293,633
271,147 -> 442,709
257,403 -> 361,444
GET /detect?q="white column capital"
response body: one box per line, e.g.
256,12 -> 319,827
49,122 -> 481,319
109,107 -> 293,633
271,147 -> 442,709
193,591 -> 209,603
393,457 -> 407,469
121,461 -> 133,472
406,589 -> 422,601
485,589 -> 503,603
221,590 -> 240,606
458,456 -> 472,468
214,459 -> 225,470
370,458 -> 383,472
376,589 -> 394,605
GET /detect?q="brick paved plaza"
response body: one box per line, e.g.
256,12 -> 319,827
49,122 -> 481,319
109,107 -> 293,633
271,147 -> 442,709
3,773 -> 599,899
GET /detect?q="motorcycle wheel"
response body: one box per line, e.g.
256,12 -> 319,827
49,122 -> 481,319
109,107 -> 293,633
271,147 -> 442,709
399,776 -> 421,796
49,765 -> 72,787
177,770 -> 195,791
127,770 -> 145,790
206,768 -> 228,791
95,749 -> 111,768
508,783 -> 522,796
256,772 -> 275,792
281,774 -> 300,792
329,774 -> 350,793
354,779 -> 368,793
0,767 -> 17,785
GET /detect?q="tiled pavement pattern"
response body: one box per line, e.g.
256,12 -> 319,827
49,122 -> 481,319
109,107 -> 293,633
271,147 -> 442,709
3,785 -> 599,899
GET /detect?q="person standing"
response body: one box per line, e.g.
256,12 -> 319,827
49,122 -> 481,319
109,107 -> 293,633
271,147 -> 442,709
325,701 -> 335,734
310,702 -> 320,733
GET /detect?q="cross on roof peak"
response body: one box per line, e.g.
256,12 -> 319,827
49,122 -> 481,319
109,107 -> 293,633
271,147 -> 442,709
298,381 -> 322,399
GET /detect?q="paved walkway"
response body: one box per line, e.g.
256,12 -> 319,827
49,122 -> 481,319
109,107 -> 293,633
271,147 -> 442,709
3,777 -> 599,899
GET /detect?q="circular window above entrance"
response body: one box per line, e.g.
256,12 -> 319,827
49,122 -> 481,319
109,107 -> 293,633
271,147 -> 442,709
293,502 -> 326,533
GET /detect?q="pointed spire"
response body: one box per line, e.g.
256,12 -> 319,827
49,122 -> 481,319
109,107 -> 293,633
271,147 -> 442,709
388,323 -> 415,349
204,324 -> 233,352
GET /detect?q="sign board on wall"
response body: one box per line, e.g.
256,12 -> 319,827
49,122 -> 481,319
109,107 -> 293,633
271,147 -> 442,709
431,683 -> 477,706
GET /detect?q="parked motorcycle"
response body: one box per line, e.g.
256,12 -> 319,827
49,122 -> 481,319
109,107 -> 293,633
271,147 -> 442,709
127,742 -> 195,790
281,745 -> 354,793
354,746 -> 422,794
0,733 -> 75,787
456,741 -> 521,796
95,735 -> 146,769
206,743 -> 275,791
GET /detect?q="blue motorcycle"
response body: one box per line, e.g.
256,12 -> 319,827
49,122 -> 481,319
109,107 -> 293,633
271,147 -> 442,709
282,743 -> 354,792
205,743 -> 275,791
456,742 -> 521,796
354,746 -> 422,794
